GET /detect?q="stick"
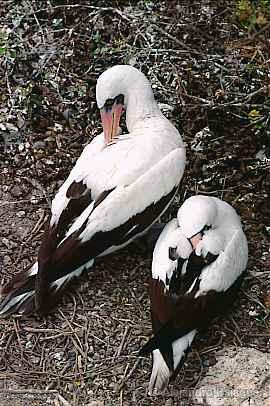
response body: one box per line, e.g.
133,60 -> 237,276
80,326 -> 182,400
0,389 -> 58,395
114,326 -> 129,359
57,393 -> 72,406
153,24 -> 204,56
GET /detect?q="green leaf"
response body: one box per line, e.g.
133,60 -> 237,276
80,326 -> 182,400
9,49 -> 16,59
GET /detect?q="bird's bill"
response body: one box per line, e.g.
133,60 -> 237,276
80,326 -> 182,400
100,102 -> 123,145
190,232 -> 202,249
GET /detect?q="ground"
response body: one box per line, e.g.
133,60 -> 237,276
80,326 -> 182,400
0,1 -> 269,405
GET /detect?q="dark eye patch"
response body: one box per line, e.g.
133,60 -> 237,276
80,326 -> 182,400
104,98 -> 114,111
103,94 -> 124,111
116,94 -> 124,105
202,224 -> 212,234
189,224 -> 212,241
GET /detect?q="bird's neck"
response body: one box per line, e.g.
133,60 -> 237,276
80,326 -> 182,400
125,82 -> 163,132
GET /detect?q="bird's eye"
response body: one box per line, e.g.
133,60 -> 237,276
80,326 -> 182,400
202,224 -> 212,234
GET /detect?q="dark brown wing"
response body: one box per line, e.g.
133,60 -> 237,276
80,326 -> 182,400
140,270 -> 243,357
0,180 -> 93,317
55,180 -> 93,242
0,184 -> 178,317
35,186 -> 178,314
35,187 -> 114,312
140,252 -> 219,358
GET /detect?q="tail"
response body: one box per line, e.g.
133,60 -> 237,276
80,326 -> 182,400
139,321 -> 192,356
0,263 -> 38,317
140,329 -> 196,395
0,259 -> 93,317
35,258 -> 94,314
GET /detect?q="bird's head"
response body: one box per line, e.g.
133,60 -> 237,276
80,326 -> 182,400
177,195 -> 217,249
96,65 -> 153,144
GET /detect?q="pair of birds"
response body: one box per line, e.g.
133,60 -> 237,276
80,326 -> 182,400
0,65 -> 248,395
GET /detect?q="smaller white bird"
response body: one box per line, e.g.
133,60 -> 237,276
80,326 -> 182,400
139,195 -> 248,395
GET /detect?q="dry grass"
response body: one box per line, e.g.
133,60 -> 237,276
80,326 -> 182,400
0,1 -> 269,405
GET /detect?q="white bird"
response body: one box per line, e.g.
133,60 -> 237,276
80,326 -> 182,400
0,65 -> 186,316
139,195 -> 248,395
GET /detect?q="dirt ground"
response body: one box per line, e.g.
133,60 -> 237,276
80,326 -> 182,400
0,1 -> 269,405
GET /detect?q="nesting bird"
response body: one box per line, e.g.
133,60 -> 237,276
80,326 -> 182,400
139,195 -> 248,395
0,65 -> 186,316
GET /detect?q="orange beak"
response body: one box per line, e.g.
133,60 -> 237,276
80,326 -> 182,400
100,102 -> 123,145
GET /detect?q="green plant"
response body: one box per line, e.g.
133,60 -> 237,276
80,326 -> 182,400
235,0 -> 270,30
0,27 -> 16,60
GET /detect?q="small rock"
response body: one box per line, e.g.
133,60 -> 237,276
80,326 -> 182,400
17,210 -> 25,218
33,140 -> 46,150
3,255 -> 11,266
54,123 -> 63,132
249,310 -> 258,317
85,401 -> 104,406
25,340 -> 33,349
2,238 -> 17,249
31,196 -> 39,204
88,299 -> 95,308
193,347 -> 270,406
45,159 -> 54,165
10,185 -> 23,197
66,383 -> 73,391
53,352 -> 64,361
88,345 -> 94,354
31,356 -> 40,364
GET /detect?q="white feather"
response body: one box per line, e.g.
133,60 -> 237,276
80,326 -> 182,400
149,349 -> 170,396
50,133 -> 105,226
152,218 -> 192,285
0,291 -> 33,315
51,119 -> 185,248
172,330 -> 197,369
176,196 -> 248,295
196,229 -> 248,296
149,330 -> 197,395
51,68 -> 186,234
79,147 -> 185,243
99,189 -> 176,257
147,195 -> 248,395
29,262 -> 38,276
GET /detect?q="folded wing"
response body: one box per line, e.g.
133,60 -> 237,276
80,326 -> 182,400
140,227 -> 247,395
0,136 -> 185,316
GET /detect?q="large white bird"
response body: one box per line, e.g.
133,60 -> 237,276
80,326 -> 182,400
139,195 -> 248,395
0,65 -> 186,316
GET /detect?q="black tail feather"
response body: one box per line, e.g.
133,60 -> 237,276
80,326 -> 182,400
0,267 -> 36,317
139,322 -> 191,356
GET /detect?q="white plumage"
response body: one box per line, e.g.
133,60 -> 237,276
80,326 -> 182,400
0,65 -> 185,316
152,218 -> 192,287
141,195 -> 248,395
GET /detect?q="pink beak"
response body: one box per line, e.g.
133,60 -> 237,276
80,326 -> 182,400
190,232 -> 203,249
100,102 -> 123,145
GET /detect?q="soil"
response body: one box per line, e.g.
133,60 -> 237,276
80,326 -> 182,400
0,1 -> 269,405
